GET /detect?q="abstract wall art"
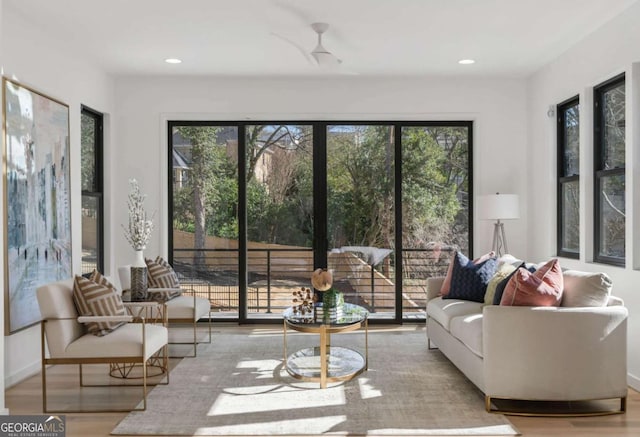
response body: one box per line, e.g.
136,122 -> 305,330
3,78 -> 72,334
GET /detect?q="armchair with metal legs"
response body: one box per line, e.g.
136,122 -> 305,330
36,279 -> 169,413
119,265 -> 212,357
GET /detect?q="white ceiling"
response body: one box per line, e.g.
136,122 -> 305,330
4,0 -> 638,78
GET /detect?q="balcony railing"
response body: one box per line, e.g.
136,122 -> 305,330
172,246 -> 454,319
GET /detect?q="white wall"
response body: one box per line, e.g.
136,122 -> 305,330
113,76 -> 529,265
1,3 -> 115,390
527,1 -> 640,390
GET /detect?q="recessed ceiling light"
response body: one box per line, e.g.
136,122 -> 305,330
458,59 -> 475,65
165,58 -> 182,64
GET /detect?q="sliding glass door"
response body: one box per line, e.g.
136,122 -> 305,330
244,124 -> 314,317
170,123 -> 240,317
401,124 -> 471,318
168,121 -> 471,322
326,125 -> 395,319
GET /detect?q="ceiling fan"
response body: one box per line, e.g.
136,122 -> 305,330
309,22 -> 342,67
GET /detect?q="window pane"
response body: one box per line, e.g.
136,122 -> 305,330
81,195 -> 99,274
245,124 -> 313,316
598,174 -> 625,258
401,126 -> 469,253
327,125 -> 395,318
602,83 -> 625,169
560,180 -> 579,253
81,112 -> 96,192
563,104 -> 579,176
401,125 -> 469,317
171,125 -> 239,315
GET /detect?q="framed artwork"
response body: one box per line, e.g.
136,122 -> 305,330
3,78 -> 72,334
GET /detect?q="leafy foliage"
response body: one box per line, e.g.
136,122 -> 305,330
171,124 -> 470,257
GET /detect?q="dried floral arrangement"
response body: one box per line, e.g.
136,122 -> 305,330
292,287 -> 313,316
122,179 -> 155,251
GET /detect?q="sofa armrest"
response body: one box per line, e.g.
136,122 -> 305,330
483,305 -> 628,401
426,277 -> 445,302
608,295 -> 625,306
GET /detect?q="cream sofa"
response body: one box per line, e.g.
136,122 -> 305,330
426,273 -> 628,415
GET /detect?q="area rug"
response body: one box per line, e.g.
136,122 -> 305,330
112,326 -> 519,436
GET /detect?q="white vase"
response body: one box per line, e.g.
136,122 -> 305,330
132,249 -> 146,268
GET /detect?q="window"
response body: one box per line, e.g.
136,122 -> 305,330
594,74 -> 625,266
557,96 -> 580,258
81,107 -> 104,274
168,120 -> 471,322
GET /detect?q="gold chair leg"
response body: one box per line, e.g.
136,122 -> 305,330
41,361 -> 48,413
193,320 -> 197,357
142,358 -> 148,411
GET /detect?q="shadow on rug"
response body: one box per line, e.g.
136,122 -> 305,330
112,327 -> 519,436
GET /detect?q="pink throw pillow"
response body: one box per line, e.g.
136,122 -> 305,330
500,258 -> 563,306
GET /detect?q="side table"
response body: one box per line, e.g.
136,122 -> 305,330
283,303 -> 368,388
109,300 -> 169,379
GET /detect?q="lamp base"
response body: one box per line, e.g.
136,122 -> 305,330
491,220 -> 509,256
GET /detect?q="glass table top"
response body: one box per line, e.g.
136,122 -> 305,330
283,302 -> 368,326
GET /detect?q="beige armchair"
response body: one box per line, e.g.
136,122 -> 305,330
36,278 -> 169,413
119,265 -> 212,357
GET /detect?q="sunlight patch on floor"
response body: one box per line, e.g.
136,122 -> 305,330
208,384 -> 346,415
358,377 -> 382,399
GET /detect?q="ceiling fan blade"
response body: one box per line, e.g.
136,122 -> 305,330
270,32 -> 315,66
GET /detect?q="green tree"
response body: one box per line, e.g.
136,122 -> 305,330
174,126 -> 221,266
402,128 -> 461,247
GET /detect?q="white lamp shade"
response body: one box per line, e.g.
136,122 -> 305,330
477,194 -> 520,220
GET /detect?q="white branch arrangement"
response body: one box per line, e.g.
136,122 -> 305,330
122,179 -> 155,251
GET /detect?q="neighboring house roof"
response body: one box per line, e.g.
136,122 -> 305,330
173,149 -> 190,169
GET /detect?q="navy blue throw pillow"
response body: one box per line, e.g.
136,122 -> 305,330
445,252 -> 498,303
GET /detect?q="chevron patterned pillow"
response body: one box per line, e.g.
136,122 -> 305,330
73,275 -> 127,336
146,256 -> 181,289
89,269 -> 119,294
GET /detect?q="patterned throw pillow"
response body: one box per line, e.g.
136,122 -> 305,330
440,251 -> 495,296
146,257 -> 181,302
89,269 -> 118,293
73,275 -> 127,336
500,258 -> 563,306
444,252 -> 498,303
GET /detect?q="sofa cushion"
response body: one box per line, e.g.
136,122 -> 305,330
166,295 -> 211,320
500,259 -> 563,307
449,313 -> 484,357
73,275 -> 127,336
427,296 -> 483,331
484,263 -> 517,306
445,252 -> 497,302
65,323 -> 168,360
561,270 -> 612,307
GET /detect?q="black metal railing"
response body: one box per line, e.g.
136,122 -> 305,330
172,246 -> 454,318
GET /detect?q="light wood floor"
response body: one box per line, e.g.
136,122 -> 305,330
5,324 -> 640,437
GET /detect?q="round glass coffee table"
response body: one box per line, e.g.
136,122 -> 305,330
283,303 -> 368,388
